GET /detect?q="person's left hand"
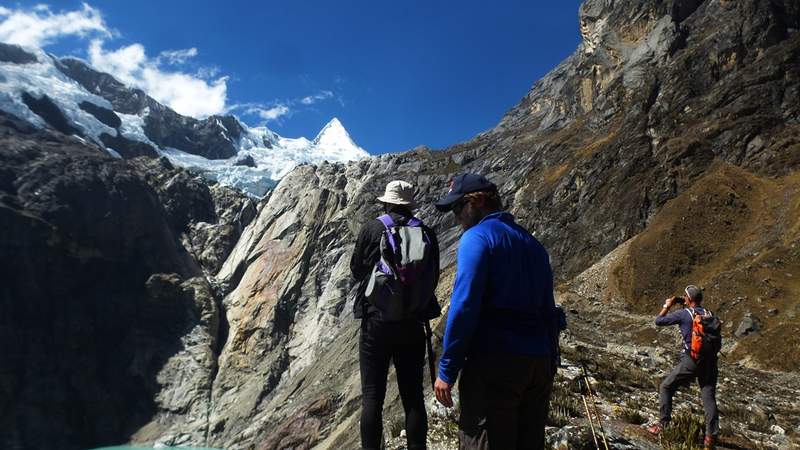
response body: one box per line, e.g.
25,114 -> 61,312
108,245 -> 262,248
434,377 -> 453,407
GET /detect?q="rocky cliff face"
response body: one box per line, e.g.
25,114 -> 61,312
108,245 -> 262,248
0,110 -> 254,449
2,0 -> 800,449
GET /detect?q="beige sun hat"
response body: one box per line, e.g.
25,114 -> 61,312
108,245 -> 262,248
377,180 -> 417,208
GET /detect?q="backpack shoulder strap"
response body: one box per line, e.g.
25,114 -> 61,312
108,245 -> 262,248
687,308 -> 696,320
407,216 -> 422,227
377,214 -> 395,229
379,215 -> 428,249
377,214 -> 399,253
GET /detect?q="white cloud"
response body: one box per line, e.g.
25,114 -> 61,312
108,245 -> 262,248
0,3 -> 111,47
0,4 -> 228,119
157,47 -> 198,65
243,104 -> 290,121
89,39 -> 227,118
87,40 -> 145,80
234,88 -> 337,124
196,65 -> 221,80
300,90 -> 334,105
0,3 -> 342,123
260,105 -> 289,120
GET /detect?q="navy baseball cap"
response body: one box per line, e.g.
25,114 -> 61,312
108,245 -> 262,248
435,173 -> 497,212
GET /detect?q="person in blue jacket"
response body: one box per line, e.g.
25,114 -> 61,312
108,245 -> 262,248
433,173 -> 558,450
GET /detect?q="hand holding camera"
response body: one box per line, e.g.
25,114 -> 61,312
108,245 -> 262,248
662,295 -> 685,309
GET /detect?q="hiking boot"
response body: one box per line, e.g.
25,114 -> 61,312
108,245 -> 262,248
703,435 -> 716,450
646,423 -> 663,435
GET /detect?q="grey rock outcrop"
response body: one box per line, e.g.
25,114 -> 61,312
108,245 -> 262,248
142,104 -> 243,160
98,131 -> 159,158
54,55 -> 244,159
186,183 -> 257,276
202,155 -> 462,449
78,100 -> 122,128
735,313 -> 761,337
125,155 -> 257,276
0,42 -> 39,64
233,153 -> 257,167
20,92 -> 83,137
55,57 -> 150,115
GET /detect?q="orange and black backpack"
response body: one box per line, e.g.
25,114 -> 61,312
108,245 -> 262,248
687,308 -> 722,361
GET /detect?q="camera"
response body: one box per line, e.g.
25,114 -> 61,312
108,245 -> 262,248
671,295 -> 685,305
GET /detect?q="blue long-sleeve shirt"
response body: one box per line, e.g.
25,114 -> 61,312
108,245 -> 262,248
656,306 -> 707,352
438,212 -> 556,384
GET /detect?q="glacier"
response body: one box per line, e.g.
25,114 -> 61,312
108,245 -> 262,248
146,116 -> 367,196
0,44 -> 369,197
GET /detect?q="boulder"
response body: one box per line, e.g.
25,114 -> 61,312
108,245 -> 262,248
735,313 -> 761,337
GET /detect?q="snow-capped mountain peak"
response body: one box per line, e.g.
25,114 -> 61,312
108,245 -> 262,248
310,117 -> 368,161
312,117 -> 346,143
0,42 -> 370,197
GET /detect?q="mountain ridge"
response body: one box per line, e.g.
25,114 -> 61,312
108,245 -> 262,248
0,44 -> 369,196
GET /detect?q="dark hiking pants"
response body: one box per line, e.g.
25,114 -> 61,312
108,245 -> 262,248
659,353 -> 719,437
359,315 -> 428,450
457,355 -> 554,450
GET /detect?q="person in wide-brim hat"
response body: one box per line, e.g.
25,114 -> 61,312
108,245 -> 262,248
350,179 -> 440,450
376,179 -> 417,209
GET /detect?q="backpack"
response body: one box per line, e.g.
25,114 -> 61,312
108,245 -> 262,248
687,308 -> 722,361
364,214 -> 437,321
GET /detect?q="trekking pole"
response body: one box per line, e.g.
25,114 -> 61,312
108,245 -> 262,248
580,362 -> 610,450
579,383 -> 601,450
588,385 -> 610,450
424,321 -> 436,389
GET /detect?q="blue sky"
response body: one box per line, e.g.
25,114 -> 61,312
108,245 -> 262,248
1,1 -> 584,154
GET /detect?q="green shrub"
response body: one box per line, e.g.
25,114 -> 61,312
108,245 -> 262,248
547,382 -> 583,427
660,411 -> 704,450
619,405 -> 647,425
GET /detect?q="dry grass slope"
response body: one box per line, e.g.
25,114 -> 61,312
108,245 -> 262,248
608,161 -> 800,371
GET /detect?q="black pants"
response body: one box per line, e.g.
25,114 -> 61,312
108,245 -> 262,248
659,353 -> 719,437
458,355 -> 553,450
359,316 -> 428,450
